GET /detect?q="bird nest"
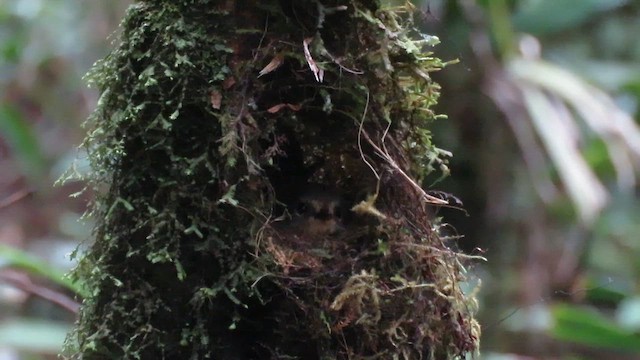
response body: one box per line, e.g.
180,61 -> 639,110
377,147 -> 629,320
250,145 -> 481,359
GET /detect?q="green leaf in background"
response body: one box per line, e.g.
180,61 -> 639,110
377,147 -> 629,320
582,138 -> 615,179
622,80 -> 640,118
0,103 -> 46,182
0,319 -> 70,353
0,244 -> 86,297
585,281 -> 626,306
513,0 -> 629,35
552,303 -> 640,353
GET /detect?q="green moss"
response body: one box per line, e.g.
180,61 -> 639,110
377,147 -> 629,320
64,1 -> 479,359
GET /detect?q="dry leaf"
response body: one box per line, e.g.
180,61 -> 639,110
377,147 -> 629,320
223,76 -> 236,89
267,103 -> 302,113
258,53 -> 284,77
210,90 -> 222,109
267,104 -> 287,113
303,37 -> 324,82
286,103 -> 302,111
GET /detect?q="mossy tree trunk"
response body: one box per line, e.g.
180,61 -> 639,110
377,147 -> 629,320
65,1 -> 480,359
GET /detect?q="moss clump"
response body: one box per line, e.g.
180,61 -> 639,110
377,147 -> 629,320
64,1 -> 480,359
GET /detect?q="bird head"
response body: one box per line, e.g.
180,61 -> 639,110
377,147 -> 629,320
294,187 -> 345,236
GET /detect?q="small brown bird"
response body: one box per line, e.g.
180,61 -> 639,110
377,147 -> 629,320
293,188 -> 345,236
263,187 -> 345,274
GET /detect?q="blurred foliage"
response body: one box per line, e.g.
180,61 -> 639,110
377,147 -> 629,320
422,0 -> 640,359
0,103 -> 45,182
0,245 -> 84,296
552,304 -> 640,353
512,0 -> 628,36
0,319 -> 70,353
0,0 -> 129,358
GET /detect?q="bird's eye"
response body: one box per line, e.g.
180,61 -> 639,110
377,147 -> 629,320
295,201 -> 309,215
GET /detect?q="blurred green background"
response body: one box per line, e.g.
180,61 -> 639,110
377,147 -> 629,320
0,0 -> 129,358
1,0 -> 639,359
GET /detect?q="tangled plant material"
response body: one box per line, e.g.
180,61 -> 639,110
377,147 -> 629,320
64,0 -> 480,359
